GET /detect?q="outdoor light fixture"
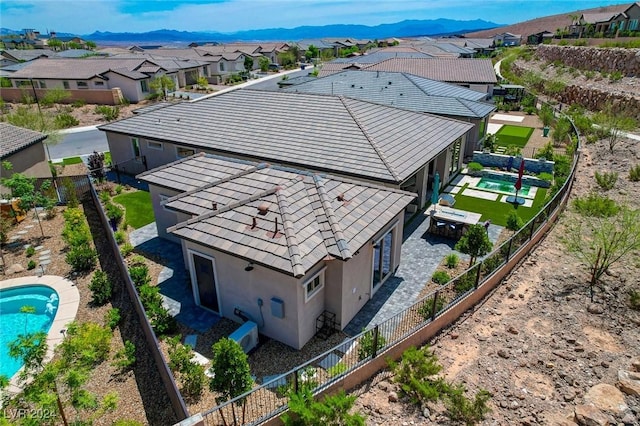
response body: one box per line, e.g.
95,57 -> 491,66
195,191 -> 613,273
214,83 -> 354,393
245,262 -> 254,272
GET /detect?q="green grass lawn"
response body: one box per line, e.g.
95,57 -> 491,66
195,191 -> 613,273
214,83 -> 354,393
495,125 -> 534,148
451,184 -> 547,227
52,156 -> 83,165
113,190 -> 154,229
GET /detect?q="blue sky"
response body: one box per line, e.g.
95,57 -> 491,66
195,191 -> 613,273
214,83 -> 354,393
0,0 -> 627,34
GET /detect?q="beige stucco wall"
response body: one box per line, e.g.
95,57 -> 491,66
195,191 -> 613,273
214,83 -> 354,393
1,142 -> 51,180
147,184 -> 180,242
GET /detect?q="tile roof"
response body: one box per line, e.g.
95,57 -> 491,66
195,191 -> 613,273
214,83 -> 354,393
581,12 -> 620,23
99,89 -> 473,184
144,154 -> 414,276
319,58 -> 497,84
281,70 -> 494,118
331,50 -> 433,64
1,49 -> 57,61
0,123 -> 47,159
7,57 -> 154,79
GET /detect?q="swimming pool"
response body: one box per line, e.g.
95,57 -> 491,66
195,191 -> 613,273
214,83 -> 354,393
476,177 -> 532,196
0,285 -> 59,379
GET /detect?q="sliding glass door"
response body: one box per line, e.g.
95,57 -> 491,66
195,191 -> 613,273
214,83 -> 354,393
372,228 -> 394,293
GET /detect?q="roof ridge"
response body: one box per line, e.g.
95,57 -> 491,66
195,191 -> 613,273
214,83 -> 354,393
339,96 -> 400,182
165,162 -> 269,204
313,175 -> 352,260
167,187 -> 278,232
274,183 -> 306,277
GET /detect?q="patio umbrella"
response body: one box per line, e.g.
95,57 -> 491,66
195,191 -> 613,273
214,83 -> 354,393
506,156 -> 514,172
514,159 -> 525,203
431,171 -> 440,206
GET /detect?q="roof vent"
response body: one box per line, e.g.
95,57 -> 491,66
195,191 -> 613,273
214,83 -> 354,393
337,192 -> 351,206
266,217 -> 282,239
212,202 -> 217,211
388,81 -> 392,85
246,217 -> 259,232
337,193 -> 346,202
257,203 -> 269,215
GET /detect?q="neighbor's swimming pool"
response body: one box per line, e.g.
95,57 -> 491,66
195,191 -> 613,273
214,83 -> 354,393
476,177 -> 532,196
0,285 -> 58,379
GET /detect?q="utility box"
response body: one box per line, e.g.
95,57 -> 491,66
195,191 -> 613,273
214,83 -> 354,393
270,297 -> 284,318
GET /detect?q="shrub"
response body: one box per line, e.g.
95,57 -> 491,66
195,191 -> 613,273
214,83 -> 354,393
129,264 -> 150,288
87,151 -> 106,182
357,328 -> 386,361
536,142 -> 555,161
62,177 -> 79,207
105,202 -> 124,223
609,71 -> 623,82
66,244 -> 97,272
148,304 -> 177,336
112,341 -> 136,371
505,210 -> 524,233
105,308 -> 121,331
573,193 -> 619,218
115,184 -> 124,195
27,260 -> 36,270
327,362 -> 347,378
417,295 -> 446,320
89,270 -> 112,306
629,164 -> 640,182
445,253 -> 459,269
467,162 -> 483,174
630,289 -> 640,310
388,346 -> 447,404
114,230 -> 126,245
283,389 -> 364,426
182,362 -> 206,399
444,385 -> 492,425
538,172 -> 553,182
59,321 -> 112,367
594,171 -> 618,191
432,270 -> 450,285
99,190 -> 111,203
95,105 -> 120,121
25,246 -> 36,257
454,273 -> 476,294
71,100 -> 86,108
54,113 -> 79,129
120,242 -> 134,257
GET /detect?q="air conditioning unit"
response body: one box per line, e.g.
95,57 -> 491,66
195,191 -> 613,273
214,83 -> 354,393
229,321 -> 258,353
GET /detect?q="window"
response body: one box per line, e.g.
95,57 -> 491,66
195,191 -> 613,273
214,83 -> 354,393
15,80 -> 30,87
630,19 -> 639,30
219,62 -> 225,72
131,137 -> 141,162
147,141 -> 163,151
304,269 -> 325,302
63,81 -> 70,89
38,80 -> 46,89
176,146 -> 196,159
77,81 -> 88,89
449,139 -> 462,175
140,79 -> 149,92
94,81 -> 104,86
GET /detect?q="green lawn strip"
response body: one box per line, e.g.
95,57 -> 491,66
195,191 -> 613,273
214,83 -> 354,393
112,190 -> 154,229
495,125 -> 534,148
52,156 -> 83,165
451,184 -> 547,227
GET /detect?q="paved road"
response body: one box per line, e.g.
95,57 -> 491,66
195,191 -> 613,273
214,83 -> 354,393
48,128 -> 108,161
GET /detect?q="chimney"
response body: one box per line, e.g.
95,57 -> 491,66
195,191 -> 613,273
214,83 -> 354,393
212,202 -> 217,211
257,203 -> 269,215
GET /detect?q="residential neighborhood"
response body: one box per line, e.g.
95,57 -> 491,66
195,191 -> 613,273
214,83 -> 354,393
1,1 -> 639,425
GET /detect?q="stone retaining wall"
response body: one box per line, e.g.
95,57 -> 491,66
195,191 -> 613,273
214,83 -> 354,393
473,152 -> 555,175
535,45 -> 640,76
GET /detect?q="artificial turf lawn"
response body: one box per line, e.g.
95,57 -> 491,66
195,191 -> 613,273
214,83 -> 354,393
450,184 -> 547,227
52,156 -> 83,165
112,190 -> 154,229
495,125 -> 534,148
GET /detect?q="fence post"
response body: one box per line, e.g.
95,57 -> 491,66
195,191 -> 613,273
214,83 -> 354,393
431,291 -> 439,321
529,219 -> 536,241
474,264 -> 481,289
506,238 -> 513,262
293,369 -> 299,394
371,325 -> 380,359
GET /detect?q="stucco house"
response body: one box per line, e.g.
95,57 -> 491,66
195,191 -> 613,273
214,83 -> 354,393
138,153 -> 414,349
492,32 -> 522,47
0,123 -> 51,194
99,89 -> 473,213
282,70 -> 495,160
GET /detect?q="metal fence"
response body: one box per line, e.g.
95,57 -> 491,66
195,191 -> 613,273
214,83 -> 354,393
34,174 -> 92,204
196,115 -> 582,425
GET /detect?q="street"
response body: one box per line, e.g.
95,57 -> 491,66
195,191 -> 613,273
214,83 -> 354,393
48,128 -> 108,161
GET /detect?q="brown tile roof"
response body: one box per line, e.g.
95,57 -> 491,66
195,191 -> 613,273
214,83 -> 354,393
0,123 -> 47,159
319,58 -> 497,84
100,89 -> 473,184
8,57 -> 153,80
152,154 -> 414,277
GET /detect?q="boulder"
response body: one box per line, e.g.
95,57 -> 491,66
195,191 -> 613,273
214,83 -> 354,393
6,263 -> 24,274
574,404 -> 612,426
583,383 -> 628,416
617,370 -> 640,397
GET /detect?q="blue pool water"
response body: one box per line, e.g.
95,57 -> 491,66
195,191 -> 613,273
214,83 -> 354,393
476,177 -> 532,196
0,285 -> 58,379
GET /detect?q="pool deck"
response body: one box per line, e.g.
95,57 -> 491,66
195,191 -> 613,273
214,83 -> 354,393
0,275 -> 80,394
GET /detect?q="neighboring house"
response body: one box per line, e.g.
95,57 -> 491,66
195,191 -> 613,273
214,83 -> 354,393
446,38 -> 495,55
282,70 -> 495,160
608,2 -> 640,35
330,47 -> 433,64
318,58 -> 498,95
137,153 -> 415,349
527,31 -> 554,45
1,57 -> 204,104
0,123 -> 51,193
493,32 -> 522,47
0,49 -> 57,66
98,89 -> 472,212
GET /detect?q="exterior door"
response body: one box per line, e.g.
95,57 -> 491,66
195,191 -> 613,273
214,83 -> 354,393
191,252 -> 220,314
372,228 -> 394,294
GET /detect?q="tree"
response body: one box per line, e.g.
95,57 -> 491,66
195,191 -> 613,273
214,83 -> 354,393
505,210 -> 524,234
593,105 -> 637,154
8,331 -> 48,381
538,103 -> 555,128
85,40 -> 97,49
562,206 -> 640,302
552,116 -> 572,147
209,338 -> 252,425
277,51 -> 296,69
196,76 -> 208,90
150,75 -> 176,100
47,38 -> 63,51
243,56 -> 254,76
455,224 -> 493,267
305,45 -> 319,62
258,56 -> 270,72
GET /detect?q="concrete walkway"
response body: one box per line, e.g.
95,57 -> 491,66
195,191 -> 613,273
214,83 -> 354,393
344,212 -> 502,335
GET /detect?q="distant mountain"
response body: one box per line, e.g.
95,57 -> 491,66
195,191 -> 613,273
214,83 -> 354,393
74,18 -> 501,44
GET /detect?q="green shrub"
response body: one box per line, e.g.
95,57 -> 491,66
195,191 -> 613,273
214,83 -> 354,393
594,171 -> 618,190
629,164 -> 640,182
148,304 -> 177,336
417,295 -> 446,320
112,341 -> 136,371
630,289 -> 640,310
115,184 -> 124,195
445,253 -> 459,269
505,210 -> 524,233
129,264 -> 150,288
573,193 -> 619,217
388,346 -> 447,404
27,260 -> 36,270
114,230 -> 126,245
283,389 -> 364,426
454,273 -> 476,294
53,113 -> 79,129
432,270 -> 450,285
609,71 -> 623,82
105,308 -> 121,331
94,105 -> 120,121
105,202 -> 124,223
537,172 -> 553,182
71,100 -> 86,108
357,328 -> 386,361
59,321 -> 112,367
327,362 -> 347,378
66,244 -> 97,272
182,362 -> 206,399
467,162 -> 483,173
120,242 -> 134,257
25,246 -> 36,257
444,385 -> 492,425
89,270 -> 112,306
99,190 -> 111,203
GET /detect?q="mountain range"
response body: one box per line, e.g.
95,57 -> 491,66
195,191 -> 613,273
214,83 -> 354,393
1,18 -> 501,44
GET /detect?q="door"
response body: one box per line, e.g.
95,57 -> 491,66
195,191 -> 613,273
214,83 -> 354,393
191,252 -> 220,314
372,228 -> 394,294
